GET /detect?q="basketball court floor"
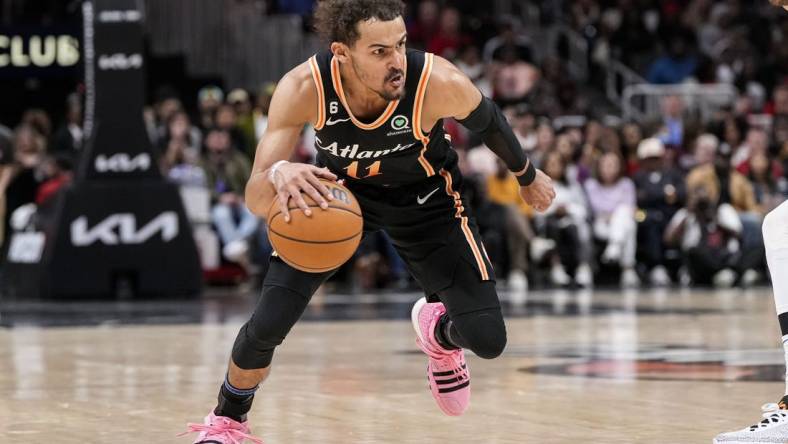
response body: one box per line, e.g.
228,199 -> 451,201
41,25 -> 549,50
0,286 -> 782,443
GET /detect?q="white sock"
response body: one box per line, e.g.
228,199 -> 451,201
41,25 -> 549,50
783,335 -> 788,396
762,201 -> 788,396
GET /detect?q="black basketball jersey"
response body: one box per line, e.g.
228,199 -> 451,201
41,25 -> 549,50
308,49 -> 452,187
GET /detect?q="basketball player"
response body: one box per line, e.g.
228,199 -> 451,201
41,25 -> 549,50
182,0 -> 555,442
713,4 -> 788,443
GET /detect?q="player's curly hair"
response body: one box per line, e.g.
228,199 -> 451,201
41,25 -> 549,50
313,0 -> 406,46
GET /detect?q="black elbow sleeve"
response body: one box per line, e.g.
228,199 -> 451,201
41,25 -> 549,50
457,97 -> 535,186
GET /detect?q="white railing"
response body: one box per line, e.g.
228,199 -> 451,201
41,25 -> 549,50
606,59 -> 647,105
545,24 -> 588,81
621,83 -> 738,123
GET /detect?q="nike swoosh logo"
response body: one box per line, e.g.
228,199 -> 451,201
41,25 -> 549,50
417,187 -> 440,205
325,117 -> 351,126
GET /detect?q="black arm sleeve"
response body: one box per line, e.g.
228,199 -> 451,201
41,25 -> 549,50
456,96 -> 536,186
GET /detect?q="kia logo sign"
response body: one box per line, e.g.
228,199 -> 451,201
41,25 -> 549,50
71,212 -> 178,246
95,153 -> 151,173
98,53 -> 142,71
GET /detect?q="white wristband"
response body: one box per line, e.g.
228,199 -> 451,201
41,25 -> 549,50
268,160 -> 289,185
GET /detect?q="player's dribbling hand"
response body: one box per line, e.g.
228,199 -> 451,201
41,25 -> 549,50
519,169 -> 556,213
269,161 -> 338,222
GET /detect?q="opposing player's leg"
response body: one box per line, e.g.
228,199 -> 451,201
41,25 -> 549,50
714,200 -> 788,443
183,255 -> 335,443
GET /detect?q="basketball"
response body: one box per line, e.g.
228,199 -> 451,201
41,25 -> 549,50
266,179 -> 363,273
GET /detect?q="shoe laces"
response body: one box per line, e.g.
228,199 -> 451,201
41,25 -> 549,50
179,417 -> 264,444
748,403 -> 788,431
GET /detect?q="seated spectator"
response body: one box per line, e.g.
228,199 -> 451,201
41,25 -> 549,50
228,88 -> 257,158
201,128 -> 259,267
51,93 -> 83,160
196,86 -> 224,131
646,31 -> 698,84
159,111 -> 201,172
687,137 -> 765,281
455,44 -> 491,98
632,138 -> 685,286
748,152 -> 788,215
35,154 -> 73,206
486,159 -> 534,291
215,103 -> 253,157
621,122 -> 645,175
490,45 -> 539,106
733,127 -> 770,173
584,152 -> 640,287
427,6 -> 471,59
535,151 -> 593,287
687,135 -> 757,214
406,0 -> 440,50
664,186 -> 762,287
254,82 -> 276,141
483,20 -> 532,64
3,125 -> 46,246
645,95 -> 701,158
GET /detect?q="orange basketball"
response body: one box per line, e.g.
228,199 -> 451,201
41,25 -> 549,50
266,179 -> 363,273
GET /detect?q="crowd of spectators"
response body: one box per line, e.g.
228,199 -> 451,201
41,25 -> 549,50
1,0 -> 787,293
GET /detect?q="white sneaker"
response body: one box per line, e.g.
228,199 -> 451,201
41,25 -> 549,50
550,263 -> 571,286
508,270 -> 528,305
508,270 -> 528,290
530,237 -> 555,262
713,268 -> 737,288
222,239 -> 250,263
714,400 -> 788,443
575,263 -> 593,287
741,269 -> 761,287
649,266 -> 671,286
620,268 -> 640,288
679,266 -> 692,287
601,243 -> 622,264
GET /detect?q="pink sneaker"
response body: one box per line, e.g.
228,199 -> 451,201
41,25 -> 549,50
180,411 -> 264,444
411,297 -> 470,416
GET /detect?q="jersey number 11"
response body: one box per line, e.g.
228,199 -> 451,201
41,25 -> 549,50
344,160 -> 382,179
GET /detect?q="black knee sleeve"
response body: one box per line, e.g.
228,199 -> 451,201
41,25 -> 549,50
231,284 -> 311,369
231,257 -> 335,369
450,309 -> 507,359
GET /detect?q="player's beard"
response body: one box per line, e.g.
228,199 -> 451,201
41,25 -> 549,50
351,59 -> 405,102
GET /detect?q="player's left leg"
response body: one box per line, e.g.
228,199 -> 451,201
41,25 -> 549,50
714,200 -> 788,443
410,257 -> 504,417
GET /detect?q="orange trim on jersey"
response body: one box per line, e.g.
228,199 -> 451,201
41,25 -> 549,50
330,56 -> 400,130
308,56 -> 326,130
412,53 -> 434,141
439,169 -> 490,281
413,53 -> 435,177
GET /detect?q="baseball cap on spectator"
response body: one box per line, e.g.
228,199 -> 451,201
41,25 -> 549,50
637,138 -> 666,159
227,88 -> 249,105
198,86 -> 224,105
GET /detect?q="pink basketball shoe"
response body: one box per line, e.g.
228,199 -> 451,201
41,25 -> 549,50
180,411 -> 264,444
411,297 -> 470,416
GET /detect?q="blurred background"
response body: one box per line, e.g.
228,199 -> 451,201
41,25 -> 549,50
1,0 -> 787,298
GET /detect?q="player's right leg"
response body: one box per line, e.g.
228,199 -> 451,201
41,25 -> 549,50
714,200 -> 788,443
183,255 -> 335,443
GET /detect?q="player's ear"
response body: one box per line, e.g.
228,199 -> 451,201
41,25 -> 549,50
331,42 -> 350,63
